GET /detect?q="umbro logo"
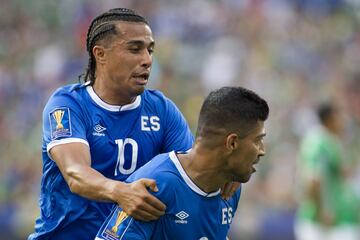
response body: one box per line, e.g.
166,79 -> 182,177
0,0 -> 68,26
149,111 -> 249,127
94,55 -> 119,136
175,211 -> 189,224
93,124 -> 106,136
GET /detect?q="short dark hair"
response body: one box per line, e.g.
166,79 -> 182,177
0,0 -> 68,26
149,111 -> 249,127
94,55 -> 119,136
80,8 -> 149,84
196,87 -> 269,137
317,102 -> 336,125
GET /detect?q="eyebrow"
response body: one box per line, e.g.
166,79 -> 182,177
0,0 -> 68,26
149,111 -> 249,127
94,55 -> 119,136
256,133 -> 266,139
126,40 -> 155,48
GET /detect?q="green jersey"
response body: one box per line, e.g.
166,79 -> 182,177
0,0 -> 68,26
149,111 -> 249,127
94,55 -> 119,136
297,126 -> 359,225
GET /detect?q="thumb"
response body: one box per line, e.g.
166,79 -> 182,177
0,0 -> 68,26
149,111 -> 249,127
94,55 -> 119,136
140,178 -> 159,192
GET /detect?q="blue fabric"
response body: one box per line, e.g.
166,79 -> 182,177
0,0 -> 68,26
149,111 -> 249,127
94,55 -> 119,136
29,83 -> 194,240
96,152 -> 241,240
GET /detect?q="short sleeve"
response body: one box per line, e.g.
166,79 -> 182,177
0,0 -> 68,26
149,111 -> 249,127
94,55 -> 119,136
95,205 -> 154,240
43,91 -> 89,154
96,165 -> 176,240
161,98 -> 194,152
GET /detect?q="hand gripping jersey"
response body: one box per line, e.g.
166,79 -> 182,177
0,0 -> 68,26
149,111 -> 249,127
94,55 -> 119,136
96,151 -> 241,240
29,83 -> 193,240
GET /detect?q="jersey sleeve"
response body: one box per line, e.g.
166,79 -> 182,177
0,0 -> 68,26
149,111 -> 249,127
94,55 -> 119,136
95,205 -> 154,240
96,165 -> 175,240
161,98 -> 194,152
43,90 -> 89,155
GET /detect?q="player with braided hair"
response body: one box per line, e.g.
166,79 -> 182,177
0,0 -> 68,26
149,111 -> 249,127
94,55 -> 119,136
83,8 -> 149,85
28,8 -> 194,240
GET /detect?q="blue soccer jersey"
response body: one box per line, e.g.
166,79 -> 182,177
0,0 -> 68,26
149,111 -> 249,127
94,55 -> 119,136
95,151 -> 241,240
29,83 -> 193,239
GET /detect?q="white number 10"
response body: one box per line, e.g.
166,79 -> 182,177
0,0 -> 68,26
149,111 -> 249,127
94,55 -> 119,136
114,138 -> 138,176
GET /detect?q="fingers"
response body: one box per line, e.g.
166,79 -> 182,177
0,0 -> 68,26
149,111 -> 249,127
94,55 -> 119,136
140,178 -> 159,192
122,179 -> 166,221
136,178 -> 166,211
131,198 -> 165,221
131,211 -> 156,221
143,190 -> 167,212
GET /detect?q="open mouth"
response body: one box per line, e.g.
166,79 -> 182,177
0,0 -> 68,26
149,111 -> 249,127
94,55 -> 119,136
133,72 -> 149,85
252,158 -> 260,172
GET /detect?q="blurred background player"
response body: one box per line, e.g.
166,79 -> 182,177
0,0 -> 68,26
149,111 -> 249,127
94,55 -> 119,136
295,102 -> 360,240
28,8 -> 194,240
95,86 -> 269,240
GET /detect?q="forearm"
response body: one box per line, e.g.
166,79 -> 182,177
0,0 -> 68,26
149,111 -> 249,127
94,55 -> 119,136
66,168 -> 166,221
307,179 -> 333,224
50,142 -> 125,203
62,163 -> 123,202
50,143 -> 165,221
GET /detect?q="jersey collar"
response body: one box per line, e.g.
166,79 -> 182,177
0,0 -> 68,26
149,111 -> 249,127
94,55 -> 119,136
86,85 -> 141,112
169,151 -> 221,197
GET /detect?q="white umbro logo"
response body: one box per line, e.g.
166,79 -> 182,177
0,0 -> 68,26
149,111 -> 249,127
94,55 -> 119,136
93,124 -> 106,136
175,211 -> 189,224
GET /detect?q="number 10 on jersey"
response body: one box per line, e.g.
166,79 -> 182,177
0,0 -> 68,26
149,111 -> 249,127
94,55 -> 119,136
114,138 -> 139,176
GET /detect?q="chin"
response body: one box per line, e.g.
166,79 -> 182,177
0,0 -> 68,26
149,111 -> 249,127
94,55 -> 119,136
132,85 -> 146,95
236,175 -> 251,183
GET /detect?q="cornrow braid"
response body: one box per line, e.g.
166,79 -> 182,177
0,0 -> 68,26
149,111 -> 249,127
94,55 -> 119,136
80,8 -> 149,84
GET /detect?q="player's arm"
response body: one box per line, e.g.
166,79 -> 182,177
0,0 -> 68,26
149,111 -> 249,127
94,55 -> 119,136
50,142 -> 165,221
306,175 -> 335,225
304,154 -> 333,225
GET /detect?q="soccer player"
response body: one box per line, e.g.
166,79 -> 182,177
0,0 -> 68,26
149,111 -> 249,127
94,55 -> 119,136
95,86 -> 269,240
28,8 -> 195,240
295,102 -> 360,240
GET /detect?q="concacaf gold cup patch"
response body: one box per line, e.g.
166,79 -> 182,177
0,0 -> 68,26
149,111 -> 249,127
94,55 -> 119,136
102,208 -> 129,240
49,107 -> 72,139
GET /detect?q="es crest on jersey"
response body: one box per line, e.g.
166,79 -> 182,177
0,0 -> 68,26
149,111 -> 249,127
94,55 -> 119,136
49,107 -> 72,139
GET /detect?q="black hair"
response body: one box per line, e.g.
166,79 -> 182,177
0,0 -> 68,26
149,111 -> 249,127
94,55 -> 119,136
317,102 -> 336,125
80,8 -> 149,84
196,87 -> 269,138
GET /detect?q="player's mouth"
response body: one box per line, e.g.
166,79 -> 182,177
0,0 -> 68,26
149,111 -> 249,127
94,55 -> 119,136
252,158 -> 260,173
132,72 -> 149,85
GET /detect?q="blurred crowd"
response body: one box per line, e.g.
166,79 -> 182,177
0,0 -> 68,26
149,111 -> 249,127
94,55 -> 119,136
1,0 -> 360,239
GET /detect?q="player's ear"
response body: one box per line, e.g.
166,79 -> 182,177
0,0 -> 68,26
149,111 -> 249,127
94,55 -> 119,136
225,133 -> 238,152
93,45 -> 106,64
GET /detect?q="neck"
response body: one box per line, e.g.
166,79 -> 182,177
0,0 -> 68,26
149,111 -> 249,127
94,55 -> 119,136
93,78 -> 136,106
178,146 -> 228,193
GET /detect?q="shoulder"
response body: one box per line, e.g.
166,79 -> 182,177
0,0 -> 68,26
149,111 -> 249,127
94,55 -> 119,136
127,152 -> 179,200
44,83 -> 86,111
143,88 -> 168,100
50,83 -> 85,99
128,153 -> 177,182
142,89 -> 176,108
142,89 -> 185,123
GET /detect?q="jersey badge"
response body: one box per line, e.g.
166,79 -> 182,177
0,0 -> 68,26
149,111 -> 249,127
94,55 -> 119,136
175,211 -> 189,224
49,107 -> 72,139
101,208 -> 129,240
93,124 -> 106,136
